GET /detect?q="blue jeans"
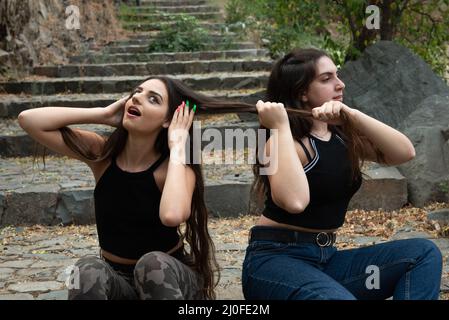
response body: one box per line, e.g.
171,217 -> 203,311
242,226 -> 443,300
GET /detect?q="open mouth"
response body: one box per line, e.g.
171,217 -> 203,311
127,106 -> 141,117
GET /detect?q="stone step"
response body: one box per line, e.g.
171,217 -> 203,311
0,158 -> 408,225
33,59 -> 272,77
123,4 -> 220,13
99,42 -> 257,54
348,166 -> 408,211
0,117 -> 261,157
0,71 -> 269,95
127,30 -> 234,40
126,31 -> 237,41
118,11 -> 222,22
70,48 -> 268,64
103,34 -> 232,46
122,21 -> 225,31
139,0 -> 207,6
0,89 -> 265,118
0,155 -> 253,225
100,34 -> 241,48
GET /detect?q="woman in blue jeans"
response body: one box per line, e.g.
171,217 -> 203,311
242,48 -> 443,300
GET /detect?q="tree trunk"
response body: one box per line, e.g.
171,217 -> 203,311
380,0 -> 395,40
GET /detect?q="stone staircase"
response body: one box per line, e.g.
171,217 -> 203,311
0,0 -> 448,301
0,0 -> 413,226
0,0 -> 412,226
0,0 -> 270,225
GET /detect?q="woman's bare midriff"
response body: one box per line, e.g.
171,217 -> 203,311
256,215 -> 338,233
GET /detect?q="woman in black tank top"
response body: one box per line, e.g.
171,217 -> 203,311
242,48 -> 442,300
18,76 -> 257,300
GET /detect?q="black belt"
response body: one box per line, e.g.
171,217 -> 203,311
101,255 -> 136,275
249,226 -> 336,247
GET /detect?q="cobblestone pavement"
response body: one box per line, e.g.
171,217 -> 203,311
0,223 -> 246,300
1,216 -> 448,300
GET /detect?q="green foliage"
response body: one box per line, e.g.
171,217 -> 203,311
148,14 -> 211,52
396,0 -> 449,77
322,36 -> 348,69
225,0 -> 349,64
118,3 -> 152,15
225,0 -> 266,24
225,0 -> 449,77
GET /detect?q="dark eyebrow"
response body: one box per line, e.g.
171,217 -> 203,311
318,71 -> 336,77
136,86 -> 164,101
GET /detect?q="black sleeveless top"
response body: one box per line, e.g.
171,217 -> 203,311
263,132 -> 362,230
94,152 -> 180,260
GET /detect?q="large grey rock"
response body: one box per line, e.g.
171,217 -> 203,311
398,95 -> 449,206
349,166 -> 408,211
401,95 -> 449,130
340,41 -> 449,128
1,185 -> 60,227
56,187 -> 95,225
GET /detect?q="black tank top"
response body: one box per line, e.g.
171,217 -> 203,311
94,152 -> 180,260
263,132 -> 362,230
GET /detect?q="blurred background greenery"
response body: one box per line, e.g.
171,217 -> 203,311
218,0 -> 448,79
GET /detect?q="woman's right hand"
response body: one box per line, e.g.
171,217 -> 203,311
256,100 -> 290,130
103,95 -> 128,127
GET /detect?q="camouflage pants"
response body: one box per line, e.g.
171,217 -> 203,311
67,251 -> 203,300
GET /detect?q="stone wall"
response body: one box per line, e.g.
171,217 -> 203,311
0,0 -> 123,79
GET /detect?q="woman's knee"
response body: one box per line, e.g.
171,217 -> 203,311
133,251 -> 184,299
416,238 -> 442,263
405,238 -> 442,266
68,256 -> 111,299
75,255 -> 110,274
134,251 -> 176,281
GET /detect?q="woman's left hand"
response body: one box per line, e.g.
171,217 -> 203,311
168,101 -> 195,152
311,101 -> 356,125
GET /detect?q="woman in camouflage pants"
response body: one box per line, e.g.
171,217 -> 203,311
20,76 -> 253,299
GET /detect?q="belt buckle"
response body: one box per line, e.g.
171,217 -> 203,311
316,232 -> 332,247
